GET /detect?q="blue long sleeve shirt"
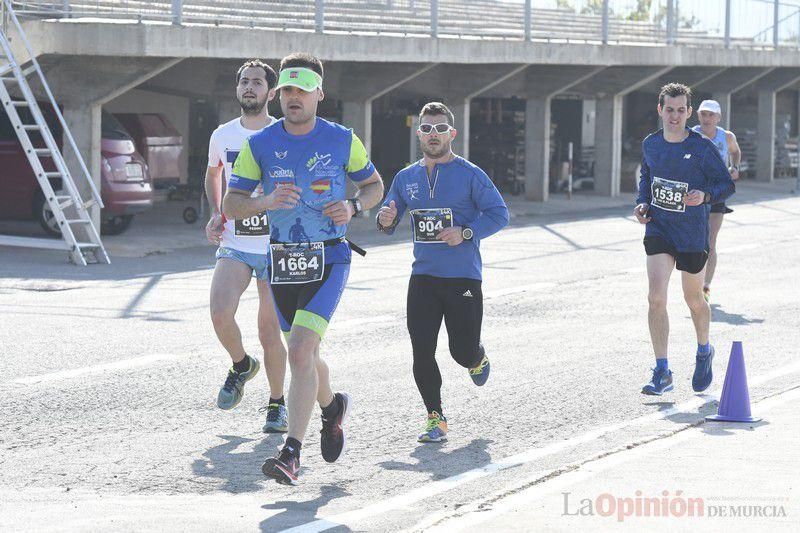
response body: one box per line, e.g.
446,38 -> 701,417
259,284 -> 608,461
637,129 -> 735,252
381,156 -> 509,280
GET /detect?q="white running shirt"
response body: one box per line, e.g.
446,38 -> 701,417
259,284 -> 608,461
207,116 -> 273,254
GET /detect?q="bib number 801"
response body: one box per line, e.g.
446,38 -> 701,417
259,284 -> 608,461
242,214 -> 267,227
235,211 -> 269,236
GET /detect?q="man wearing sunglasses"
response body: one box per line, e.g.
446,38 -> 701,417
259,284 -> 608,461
376,102 -> 509,443
223,53 -> 384,485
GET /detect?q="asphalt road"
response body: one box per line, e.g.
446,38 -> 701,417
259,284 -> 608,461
1,184 -> 798,532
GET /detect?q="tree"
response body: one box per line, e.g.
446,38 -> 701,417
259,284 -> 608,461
626,0 -> 653,22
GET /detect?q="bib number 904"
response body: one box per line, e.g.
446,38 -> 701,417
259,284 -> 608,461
410,208 -> 453,243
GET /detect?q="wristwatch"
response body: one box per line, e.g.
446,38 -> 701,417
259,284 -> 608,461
462,227 -> 474,240
348,198 -> 362,217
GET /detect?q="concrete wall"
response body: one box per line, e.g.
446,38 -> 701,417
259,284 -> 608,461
105,89 -> 190,185
15,21 -> 800,203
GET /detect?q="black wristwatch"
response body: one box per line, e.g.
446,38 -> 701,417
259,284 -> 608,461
462,227 -> 474,240
348,198 -> 362,217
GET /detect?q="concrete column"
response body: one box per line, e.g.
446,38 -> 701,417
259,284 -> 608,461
341,100 -> 372,154
62,102 -> 102,229
218,99 -> 240,124
594,95 -> 622,197
450,99 -> 469,157
524,97 -> 551,202
757,89 -> 776,182
341,100 -> 373,201
581,99 -> 596,149
712,92 -> 732,129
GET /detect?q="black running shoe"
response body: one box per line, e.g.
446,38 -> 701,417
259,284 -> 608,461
262,448 -> 300,485
320,392 -> 351,463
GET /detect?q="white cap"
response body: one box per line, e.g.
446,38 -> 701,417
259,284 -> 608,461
697,100 -> 721,115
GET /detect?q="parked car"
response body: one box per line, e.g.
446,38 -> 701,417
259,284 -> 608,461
113,113 -> 183,189
0,107 -> 153,235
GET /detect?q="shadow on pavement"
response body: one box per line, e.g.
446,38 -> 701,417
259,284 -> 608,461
642,395 -> 719,424
191,433 -> 283,494
259,484 -> 352,532
377,437 -> 493,481
709,304 -> 765,325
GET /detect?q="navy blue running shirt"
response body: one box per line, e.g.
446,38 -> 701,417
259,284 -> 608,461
381,156 -> 509,280
637,128 -> 735,252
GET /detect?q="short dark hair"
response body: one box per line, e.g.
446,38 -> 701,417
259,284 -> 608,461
236,60 -> 277,88
279,52 -> 324,79
419,102 -> 455,126
658,83 -> 692,108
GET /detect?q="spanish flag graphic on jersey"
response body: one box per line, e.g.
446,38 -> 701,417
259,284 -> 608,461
310,179 -> 331,194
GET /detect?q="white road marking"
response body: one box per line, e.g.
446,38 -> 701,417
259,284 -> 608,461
0,280 -> 553,388
419,386 -> 800,533
721,243 -> 761,253
137,271 -> 171,277
335,314 -> 396,329
484,282 -> 556,299
285,360 -> 800,533
6,353 -> 185,385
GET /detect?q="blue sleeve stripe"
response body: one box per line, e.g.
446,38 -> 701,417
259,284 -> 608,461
348,161 -> 376,182
228,174 -> 259,192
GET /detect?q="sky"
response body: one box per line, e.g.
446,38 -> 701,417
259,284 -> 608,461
494,0 -> 800,40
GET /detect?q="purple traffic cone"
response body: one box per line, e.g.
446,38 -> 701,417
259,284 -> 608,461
706,341 -> 761,423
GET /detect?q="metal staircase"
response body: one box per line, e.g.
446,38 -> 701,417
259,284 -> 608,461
0,0 -> 109,265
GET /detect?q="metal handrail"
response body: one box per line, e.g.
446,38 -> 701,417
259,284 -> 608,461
2,0 -> 103,208
752,6 -> 800,42
4,0 -> 800,49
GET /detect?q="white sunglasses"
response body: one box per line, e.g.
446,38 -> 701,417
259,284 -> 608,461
418,123 -> 453,134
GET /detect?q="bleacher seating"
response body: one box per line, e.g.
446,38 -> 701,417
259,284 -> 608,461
12,0 -> 762,47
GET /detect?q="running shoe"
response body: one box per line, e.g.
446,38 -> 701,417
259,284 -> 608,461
468,355 -> 491,386
702,287 -> 711,303
261,402 -> 289,433
262,447 -> 300,485
641,367 -> 674,395
216,355 -> 260,410
320,392 -> 350,463
418,411 -> 448,443
692,345 -> 715,393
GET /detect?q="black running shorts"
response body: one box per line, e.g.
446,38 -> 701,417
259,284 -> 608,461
710,202 -> 733,214
644,236 -> 708,274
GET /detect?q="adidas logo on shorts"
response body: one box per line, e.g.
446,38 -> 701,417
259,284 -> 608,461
462,290 -> 473,297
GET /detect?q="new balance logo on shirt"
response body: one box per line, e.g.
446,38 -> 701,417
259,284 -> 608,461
463,290 -> 473,297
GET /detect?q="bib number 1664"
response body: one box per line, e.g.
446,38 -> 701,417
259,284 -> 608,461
277,255 -> 319,272
269,242 -> 325,284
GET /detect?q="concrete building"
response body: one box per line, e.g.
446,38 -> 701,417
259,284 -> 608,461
4,0 -> 800,227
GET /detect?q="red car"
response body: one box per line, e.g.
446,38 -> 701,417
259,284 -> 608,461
114,113 -> 183,188
0,108 -> 153,235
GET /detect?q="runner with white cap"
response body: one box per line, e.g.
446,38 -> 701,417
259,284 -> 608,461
692,99 -> 741,302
